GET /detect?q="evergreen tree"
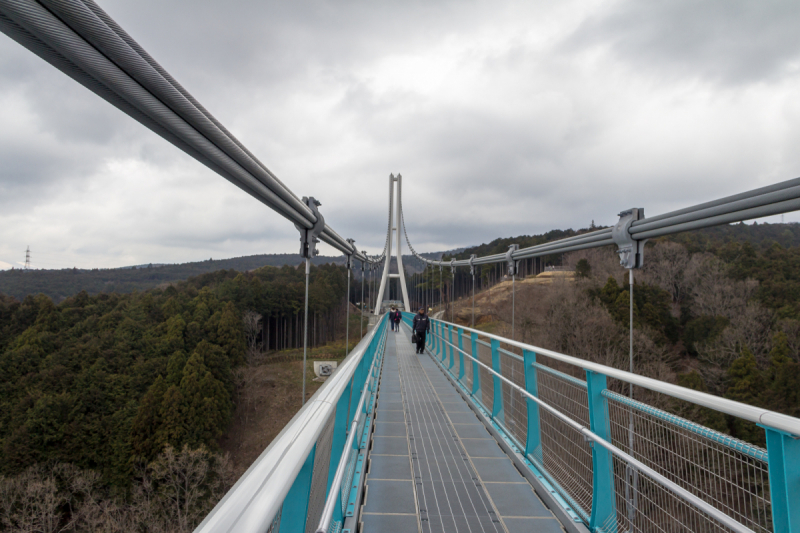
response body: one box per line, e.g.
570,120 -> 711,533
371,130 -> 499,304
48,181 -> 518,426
575,259 -> 591,278
157,385 -> 187,450
725,347 -> 765,445
763,332 -> 800,417
131,375 -> 168,460
179,351 -> 231,447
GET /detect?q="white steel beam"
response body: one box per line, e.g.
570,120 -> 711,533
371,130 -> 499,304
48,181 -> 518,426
374,174 -> 410,313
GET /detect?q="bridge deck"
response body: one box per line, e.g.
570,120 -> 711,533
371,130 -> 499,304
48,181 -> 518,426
362,323 -> 565,533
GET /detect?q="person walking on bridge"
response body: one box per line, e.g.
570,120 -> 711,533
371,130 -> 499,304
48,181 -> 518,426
412,307 -> 430,354
392,307 -> 402,332
389,306 -> 401,332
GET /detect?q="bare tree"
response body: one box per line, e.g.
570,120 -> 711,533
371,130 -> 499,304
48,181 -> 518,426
778,318 -> 800,361
0,465 -> 62,533
685,254 -> 758,319
147,445 -> 214,533
243,311 -> 263,366
564,247 -> 625,284
641,241 -> 690,315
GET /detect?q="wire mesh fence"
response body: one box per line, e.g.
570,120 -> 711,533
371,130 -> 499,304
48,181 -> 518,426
605,392 -> 772,533
425,320 -> 791,533
609,455 -> 741,533
461,332 -> 474,391
477,339 -> 494,412
341,450 -> 358,515
305,407 -> 337,533
499,349 -> 527,447
535,367 -> 594,520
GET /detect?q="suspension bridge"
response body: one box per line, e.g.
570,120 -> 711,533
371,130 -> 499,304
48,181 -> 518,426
1,2 -> 799,533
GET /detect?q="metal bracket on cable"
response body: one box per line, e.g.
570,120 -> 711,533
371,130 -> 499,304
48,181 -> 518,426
612,208 -> 646,269
295,196 -> 325,259
345,239 -> 355,270
506,244 -> 519,276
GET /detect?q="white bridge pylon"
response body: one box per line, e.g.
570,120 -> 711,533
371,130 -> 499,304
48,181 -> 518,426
375,174 -> 410,314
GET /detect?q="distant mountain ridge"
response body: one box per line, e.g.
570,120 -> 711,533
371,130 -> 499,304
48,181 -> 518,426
0,251 -> 442,302
2,223 -> 795,302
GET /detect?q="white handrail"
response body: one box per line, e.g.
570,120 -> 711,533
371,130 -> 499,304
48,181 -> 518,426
314,326 -> 386,533
427,316 -> 800,437
425,324 -> 757,533
193,315 -> 387,533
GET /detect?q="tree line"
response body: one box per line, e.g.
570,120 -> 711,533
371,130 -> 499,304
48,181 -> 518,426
0,262 -> 351,531
482,222 -> 800,447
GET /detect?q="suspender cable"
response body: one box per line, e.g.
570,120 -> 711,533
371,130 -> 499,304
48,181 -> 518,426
626,268 -> 639,523
345,261 -> 351,355
360,260 -> 365,338
451,267 -> 455,323
301,258 -> 310,405
0,0 -> 376,264
439,265 -> 443,313
512,272 -> 515,341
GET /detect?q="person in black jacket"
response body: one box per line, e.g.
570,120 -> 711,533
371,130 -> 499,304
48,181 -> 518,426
392,308 -> 402,332
412,308 -> 430,354
389,306 -> 400,331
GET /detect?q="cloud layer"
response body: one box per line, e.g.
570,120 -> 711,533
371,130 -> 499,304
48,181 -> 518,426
1,0 -> 799,269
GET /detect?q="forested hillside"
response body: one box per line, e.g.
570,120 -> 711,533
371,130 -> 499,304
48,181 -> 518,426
0,263 -> 350,531
2,222 -> 799,530
455,222 -> 800,447
451,221 -> 800,267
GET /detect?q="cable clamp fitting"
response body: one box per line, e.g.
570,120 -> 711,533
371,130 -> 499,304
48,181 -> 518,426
506,244 -> 519,276
345,239 -> 355,270
295,197 -> 325,259
612,208 -> 646,269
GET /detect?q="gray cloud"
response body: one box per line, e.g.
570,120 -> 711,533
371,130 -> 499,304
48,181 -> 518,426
1,0 -> 800,270
566,0 -> 800,85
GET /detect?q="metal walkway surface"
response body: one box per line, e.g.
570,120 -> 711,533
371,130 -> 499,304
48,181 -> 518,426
362,324 -> 565,533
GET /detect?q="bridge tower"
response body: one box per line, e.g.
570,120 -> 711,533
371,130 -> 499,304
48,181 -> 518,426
375,174 -> 410,313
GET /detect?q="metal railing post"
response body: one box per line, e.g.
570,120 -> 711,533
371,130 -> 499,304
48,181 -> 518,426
470,331 -> 481,399
764,427 -> 800,533
425,319 -> 431,351
490,339 -> 504,422
523,350 -> 542,461
586,370 -> 617,533
457,327 -> 465,382
278,444 -> 317,533
431,319 -> 438,355
448,324 -> 455,371
439,322 -> 446,362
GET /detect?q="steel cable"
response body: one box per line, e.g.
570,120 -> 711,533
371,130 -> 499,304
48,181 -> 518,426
0,0 -> 369,261
400,175 -> 800,269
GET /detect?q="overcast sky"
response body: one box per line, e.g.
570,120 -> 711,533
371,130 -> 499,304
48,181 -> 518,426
1,0 -> 799,270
